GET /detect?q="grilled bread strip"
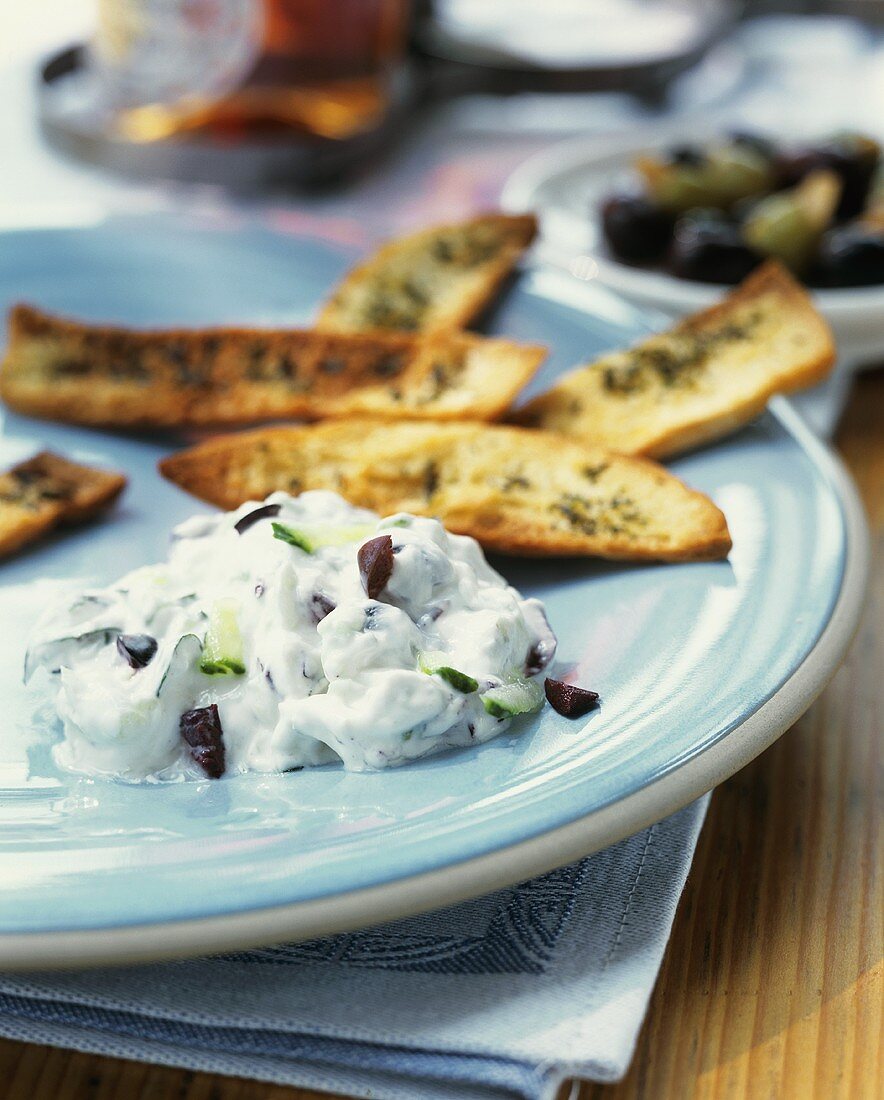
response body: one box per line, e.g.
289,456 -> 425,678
316,213 -> 538,334
514,262 -> 835,459
0,451 -> 126,559
0,304 -> 546,429
159,419 -> 731,562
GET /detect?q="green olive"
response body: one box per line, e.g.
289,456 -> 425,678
639,144 -> 775,213
743,198 -> 816,273
742,170 -> 841,274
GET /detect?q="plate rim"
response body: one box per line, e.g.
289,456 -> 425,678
0,400 -> 868,970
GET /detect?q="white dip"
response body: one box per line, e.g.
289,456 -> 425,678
26,491 -> 556,780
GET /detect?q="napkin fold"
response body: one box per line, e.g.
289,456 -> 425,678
0,797 -> 707,1100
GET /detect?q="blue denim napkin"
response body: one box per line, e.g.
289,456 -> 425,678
0,797 -> 707,1099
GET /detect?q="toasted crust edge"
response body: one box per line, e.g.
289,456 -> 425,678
316,213 -> 538,334
643,265 -> 835,458
515,261 -> 837,459
1,305 -> 546,429
0,451 -> 127,559
158,422 -> 732,563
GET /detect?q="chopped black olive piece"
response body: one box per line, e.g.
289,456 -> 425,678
310,592 -> 336,622
544,678 -> 600,718
600,193 -> 675,264
116,633 -> 158,669
234,503 -> 282,534
525,643 -> 551,677
180,703 -> 226,779
358,535 -> 394,600
523,602 -> 557,676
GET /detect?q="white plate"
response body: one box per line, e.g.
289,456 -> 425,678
501,128 -> 884,366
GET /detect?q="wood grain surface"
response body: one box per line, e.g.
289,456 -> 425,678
1,372 -> 881,1100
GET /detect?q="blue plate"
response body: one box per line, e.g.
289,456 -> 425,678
0,208 -> 867,967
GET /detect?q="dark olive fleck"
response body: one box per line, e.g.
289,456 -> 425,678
166,341 -> 188,366
318,357 -> 345,375
374,354 -> 405,378
276,353 -> 297,380
432,239 -> 455,263
424,461 -> 439,499
544,678 -> 600,717
54,359 -> 91,376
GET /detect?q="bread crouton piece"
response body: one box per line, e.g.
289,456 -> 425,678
316,213 -> 538,334
159,419 -> 731,563
514,262 -> 835,459
0,304 -> 545,428
0,451 -> 126,559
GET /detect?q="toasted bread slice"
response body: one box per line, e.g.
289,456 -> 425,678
316,213 -> 538,334
160,419 -> 731,562
514,263 -> 835,459
0,305 -> 545,429
0,451 -> 126,559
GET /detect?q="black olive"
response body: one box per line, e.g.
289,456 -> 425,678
668,212 -> 764,284
599,193 -> 675,264
776,138 -> 879,221
810,227 -> 884,288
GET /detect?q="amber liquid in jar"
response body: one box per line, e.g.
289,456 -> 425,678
102,0 -> 410,144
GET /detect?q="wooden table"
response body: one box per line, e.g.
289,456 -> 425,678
2,372 -> 881,1100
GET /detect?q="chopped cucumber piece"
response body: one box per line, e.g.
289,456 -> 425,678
483,677 -> 544,719
200,598 -> 245,676
24,628 -> 119,682
157,633 -> 202,696
272,521 -> 375,553
419,654 -> 478,694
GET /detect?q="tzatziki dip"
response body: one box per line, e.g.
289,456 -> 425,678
26,491 -> 556,781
